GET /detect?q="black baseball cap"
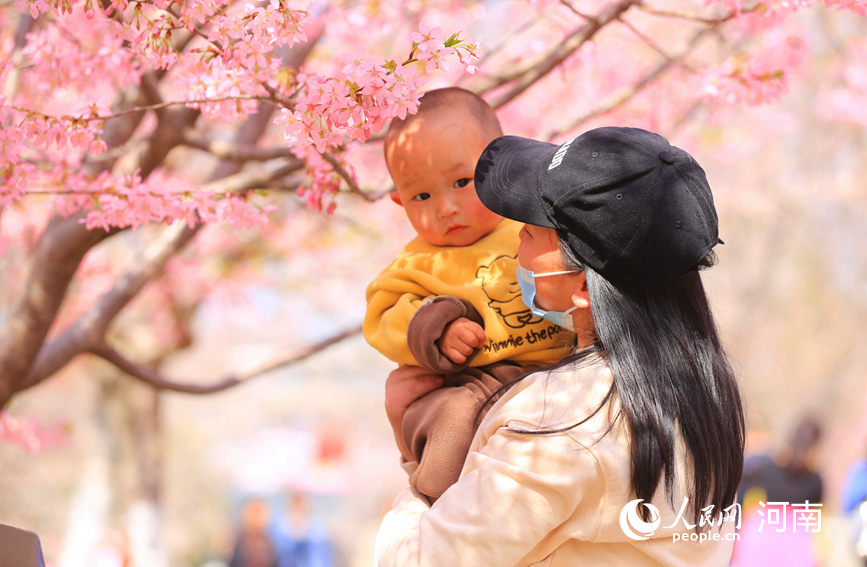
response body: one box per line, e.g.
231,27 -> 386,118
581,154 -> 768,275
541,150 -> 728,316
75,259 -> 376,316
474,127 -> 720,287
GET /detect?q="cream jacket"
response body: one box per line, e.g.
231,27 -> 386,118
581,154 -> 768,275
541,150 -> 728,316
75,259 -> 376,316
375,356 -> 737,566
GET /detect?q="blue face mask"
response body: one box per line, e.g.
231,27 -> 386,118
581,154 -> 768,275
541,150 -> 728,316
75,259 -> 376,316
517,265 -> 582,331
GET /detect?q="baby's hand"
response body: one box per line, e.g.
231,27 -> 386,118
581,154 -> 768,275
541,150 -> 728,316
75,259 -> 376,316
439,317 -> 486,364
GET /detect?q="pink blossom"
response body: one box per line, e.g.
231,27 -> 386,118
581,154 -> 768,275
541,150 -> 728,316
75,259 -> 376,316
0,412 -> 69,453
705,0 -> 812,14
701,29 -> 809,105
816,38 -> 867,126
821,0 -> 867,13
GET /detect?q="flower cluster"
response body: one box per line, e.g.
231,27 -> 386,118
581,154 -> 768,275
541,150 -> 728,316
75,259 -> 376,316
0,413 -> 69,454
821,0 -> 867,13
816,38 -> 867,127
67,170 -> 277,230
272,26 -> 479,214
0,103 -> 106,205
4,0 -> 479,227
20,7 -> 141,111
709,0 -> 866,14
701,30 -> 808,105
702,61 -> 790,105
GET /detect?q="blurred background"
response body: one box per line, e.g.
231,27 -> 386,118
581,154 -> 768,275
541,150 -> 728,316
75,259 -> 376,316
1,1 -> 866,566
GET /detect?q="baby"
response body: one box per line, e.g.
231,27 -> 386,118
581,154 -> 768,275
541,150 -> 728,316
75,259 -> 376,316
364,87 -> 573,501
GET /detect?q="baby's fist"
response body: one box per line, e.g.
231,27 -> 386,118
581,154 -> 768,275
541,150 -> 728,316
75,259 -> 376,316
439,317 -> 486,364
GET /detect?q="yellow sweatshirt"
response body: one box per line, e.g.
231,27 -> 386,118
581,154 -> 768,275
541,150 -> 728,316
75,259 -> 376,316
364,219 -> 573,369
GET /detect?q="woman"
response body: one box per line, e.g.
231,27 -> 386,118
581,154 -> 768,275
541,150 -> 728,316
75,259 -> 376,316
376,127 -> 745,566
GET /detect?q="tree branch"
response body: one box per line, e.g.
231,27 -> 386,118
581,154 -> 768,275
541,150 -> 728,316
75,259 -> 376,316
8,95 -> 279,124
9,37 -> 321,399
139,109 -> 202,179
0,53 -> 180,408
20,222 -> 201,390
474,0 -> 640,108
0,13 -> 325,410
458,11 -> 548,88
637,4 -> 745,24
560,0 -> 595,21
96,70 -> 160,165
182,132 -> 300,162
666,98 -> 705,138
206,160 -> 308,193
321,152 -> 392,202
0,214 -> 120,407
545,25 -> 715,140
617,14 -> 675,62
1,13 -> 34,99
89,325 -> 362,394
16,143 -> 307,393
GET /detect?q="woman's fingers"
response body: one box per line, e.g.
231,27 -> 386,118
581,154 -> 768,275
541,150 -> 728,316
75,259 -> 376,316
384,366 -> 444,428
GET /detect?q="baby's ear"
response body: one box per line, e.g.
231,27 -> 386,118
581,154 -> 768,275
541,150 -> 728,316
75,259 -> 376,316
389,192 -> 403,206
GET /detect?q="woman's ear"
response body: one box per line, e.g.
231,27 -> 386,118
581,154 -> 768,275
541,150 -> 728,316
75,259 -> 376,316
389,192 -> 403,206
571,274 -> 590,309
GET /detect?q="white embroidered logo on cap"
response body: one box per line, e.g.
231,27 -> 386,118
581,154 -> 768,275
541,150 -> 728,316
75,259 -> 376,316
548,139 -> 573,170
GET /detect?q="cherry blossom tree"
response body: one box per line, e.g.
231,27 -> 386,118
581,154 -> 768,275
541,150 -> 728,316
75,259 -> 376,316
1,0 -> 866,428
1,2 -> 866,564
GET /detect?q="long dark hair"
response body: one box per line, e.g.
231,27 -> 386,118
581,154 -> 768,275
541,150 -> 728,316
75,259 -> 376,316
478,240 -> 744,524
564,238 -> 745,523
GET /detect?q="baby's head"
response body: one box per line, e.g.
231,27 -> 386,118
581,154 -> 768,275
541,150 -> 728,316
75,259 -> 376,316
384,87 -> 503,247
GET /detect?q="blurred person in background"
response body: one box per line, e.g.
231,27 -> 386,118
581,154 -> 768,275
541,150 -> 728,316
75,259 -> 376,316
842,447 -> 867,565
90,525 -> 131,567
731,415 -> 824,567
738,415 -> 824,507
229,498 -> 278,567
271,492 -> 334,567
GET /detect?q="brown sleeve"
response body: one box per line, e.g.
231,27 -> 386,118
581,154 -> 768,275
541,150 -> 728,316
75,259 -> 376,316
402,362 -> 531,502
407,295 -> 484,373
0,524 -> 46,567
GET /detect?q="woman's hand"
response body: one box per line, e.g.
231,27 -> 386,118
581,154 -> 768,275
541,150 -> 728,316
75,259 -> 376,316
384,366 -> 444,456
439,317 -> 486,364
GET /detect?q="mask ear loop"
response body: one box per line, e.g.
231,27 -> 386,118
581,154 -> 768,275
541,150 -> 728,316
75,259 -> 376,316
516,266 -> 582,331
525,268 -> 581,279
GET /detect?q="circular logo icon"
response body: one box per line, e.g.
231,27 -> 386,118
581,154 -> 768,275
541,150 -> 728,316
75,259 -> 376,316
619,499 -> 662,541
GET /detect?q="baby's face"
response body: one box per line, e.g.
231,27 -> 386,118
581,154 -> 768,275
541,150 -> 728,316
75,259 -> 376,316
386,107 -> 502,247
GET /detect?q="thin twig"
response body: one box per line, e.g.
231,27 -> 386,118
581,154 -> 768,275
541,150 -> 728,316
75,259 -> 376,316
8,95 -> 278,123
164,3 -> 230,52
465,10 -> 548,74
203,160 -> 306,194
545,25 -> 716,140
89,325 -> 362,394
637,5 -> 743,24
489,0 -> 641,109
321,152 -> 391,202
22,221 -> 199,387
617,16 -> 673,61
2,14 -> 34,101
665,98 -> 705,139
471,0 -> 637,98
182,132 -> 300,162
82,139 -> 148,166
560,0 -> 596,21
165,3 -> 302,112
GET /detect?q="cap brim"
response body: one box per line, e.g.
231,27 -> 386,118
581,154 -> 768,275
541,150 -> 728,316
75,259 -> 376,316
474,135 -> 559,228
